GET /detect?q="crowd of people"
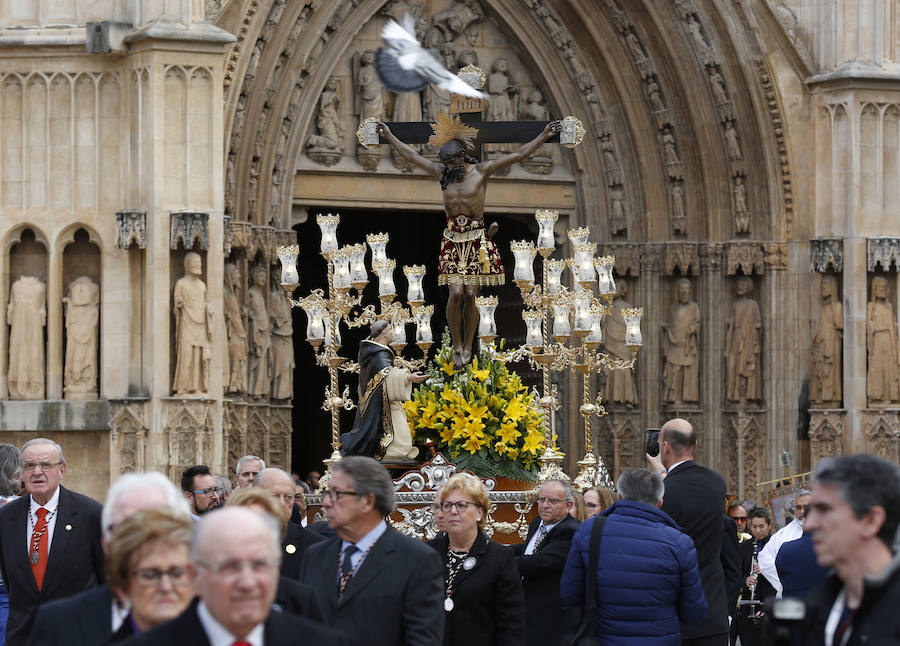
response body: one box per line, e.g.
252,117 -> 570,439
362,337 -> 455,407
0,420 -> 898,646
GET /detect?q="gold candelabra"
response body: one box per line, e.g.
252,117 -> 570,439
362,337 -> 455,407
277,214 -> 435,491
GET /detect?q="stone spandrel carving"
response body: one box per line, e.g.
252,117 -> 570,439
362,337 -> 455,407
306,77 -> 343,167
224,263 -> 248,394
663,278 -> 700,407
173,253 -> 212,396
725,277 -> 762,406
270,275 -> 294,400
520,89 -> 553,175
810,275 -> 843,408
63,276 -> 100,400
247,266 -> 271,398
7,276 -> 46,400
866,276 -> 900,408
602,280 -> 638,407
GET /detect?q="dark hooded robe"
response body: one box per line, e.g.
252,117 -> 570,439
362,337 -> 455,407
340,340 -> 398,460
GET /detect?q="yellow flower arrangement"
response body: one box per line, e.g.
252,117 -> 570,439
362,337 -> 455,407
404,330 -> 545,481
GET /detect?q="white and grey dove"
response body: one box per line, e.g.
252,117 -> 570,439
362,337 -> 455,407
375,16 -> 487,99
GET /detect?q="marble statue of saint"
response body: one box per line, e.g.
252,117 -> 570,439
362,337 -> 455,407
224,263 -> 247,394
866,275 -> 900,407
725,276 -> 762,405
306,77 -> 342,152
7,275 -> 46,400
810,275 -> 842,407
355,50 -> 383,122
173,252 -> 212,395
663,278 -> 700,406
63,276 -> 100,399
247,266 -> 271,398
603,280 -> 639,407
269,275 -> 294,400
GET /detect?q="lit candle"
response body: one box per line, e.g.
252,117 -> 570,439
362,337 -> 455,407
404,265 -> 426,304
546,259 -> 566,295
348,243 -> 368,288
366,232 -> 390,264
552,301 -> 571,339
595,255 -> 616,301
573,242 -> 597,288
332,247 -> 352,291
568,226 -> 590,246
276,244 -> 300,288
415,305 -> 434,344
623,307 -> 644,350
392,315 -> 407,346
475,295 -> 498,340
317,213 -> 340,255
573,291 -> 592,334
373,259 -> 396,297
510,241 -> 536,284
523,309 -> 544,347
535,209 -> 558,252
585,305 -> 603,345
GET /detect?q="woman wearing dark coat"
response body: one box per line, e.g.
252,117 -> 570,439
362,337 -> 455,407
426,473 -> 525,646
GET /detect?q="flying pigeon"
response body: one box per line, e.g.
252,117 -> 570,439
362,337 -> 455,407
375,16 -> 487,99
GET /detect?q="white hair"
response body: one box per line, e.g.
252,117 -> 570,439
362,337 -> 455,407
102,472 -> 191,539
235,455 -> 266,476
21,438 -> 65,464
191,507 -> 281,563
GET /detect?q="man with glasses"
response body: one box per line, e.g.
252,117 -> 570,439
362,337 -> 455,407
180,465 -> 221,520
119,507 -> 346,646
0,438 -> 104,646
510,479 -> 580,646
728,502 -> 751,542
299,456 -> 443,646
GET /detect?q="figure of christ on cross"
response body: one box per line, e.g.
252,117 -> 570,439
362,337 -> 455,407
378,118 -> 561,367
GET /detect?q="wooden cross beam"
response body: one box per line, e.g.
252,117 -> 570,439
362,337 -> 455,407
374,120 -> 558,146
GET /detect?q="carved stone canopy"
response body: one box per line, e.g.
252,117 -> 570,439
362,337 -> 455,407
664,242 -> 700,276
115,210 -> 147,249
170,211 -> 210,250
867,237 -> 900,272
810,238 -> 843,273
600,243 -> 640,276
726,242 -> 765,275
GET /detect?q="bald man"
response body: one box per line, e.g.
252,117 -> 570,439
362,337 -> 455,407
254,469 -> 324,579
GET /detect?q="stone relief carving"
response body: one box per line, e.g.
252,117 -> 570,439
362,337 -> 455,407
609,189 -> 626,236
270,275 -> 294,400
734,176 -> 750,234
867,237 -> 900,271
115,210 -> 147,249
725,277 -> 762,406
601,243 -> 640,277
726,243 -> 765,275
306,77 -> 343,167
810,238 -> 843,273
224,263 -> 248,394
486,57 -> 518,157
173,253 -> 213,396
247,265 -> 271,398
863,412 -> 899,463
808,411 -> 843,465
7,276 -> 46,400
63,276 -> 100,400
602,279 -> 638,407
724,121 -> 742,160
170,212 -> 210,250
664,242 -> 699,276
520,89 -> 553,175
662,128 -> 683,180
354,50 -> 384,172
601,134 -> 622,186
810,275 -> 842,408
764,0 -> 815,71
110,400 -> 148,474
663,278 -> 700,407
754,56 -> 794,237
763,242 -> 788,271
866,276 -> 900,407
671,182 -> 686,234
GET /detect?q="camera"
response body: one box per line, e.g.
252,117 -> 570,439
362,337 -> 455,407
645,428 -> 660,458
760,596 -> 807,645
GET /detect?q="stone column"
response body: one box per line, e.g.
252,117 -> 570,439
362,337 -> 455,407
843,236 -> 868,452
639,244 -> 661,430
46,244 -> 63,399
699,243 -> 725,471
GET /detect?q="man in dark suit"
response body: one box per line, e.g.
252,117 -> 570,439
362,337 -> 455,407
120,507 -> 346,646
0,439 -> 105,646
253,468 -> 324,579
299,456 -> 444,646
27,471 -> 192,646
510,479 -> 580,646
649,418 -> 730,646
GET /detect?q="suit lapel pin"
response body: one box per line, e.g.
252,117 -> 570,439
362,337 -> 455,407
463,556 -> 476,570
65,524 -> 72,531
285,543 -> 296,554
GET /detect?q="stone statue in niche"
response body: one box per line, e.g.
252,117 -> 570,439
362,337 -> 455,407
725,121 -> 742,160
603,279 -> 638,407
647,80 -> 666,113
866,275 -> 900,407
486,58 -> 518,157
63,276 -> 99,400
725,276 -> 762,406
224,263 -> 248,394
663,278 -> 700,407
7,275 -> 46,400
734,176 -> 749,233
810,275 -> 843,407
709,69 -> 728,104
610,189 -> 627,235
270,274 -> 294,400
247,265 -> 271,398
671,182 -> 686,233
662,128 -> 679,165
173,252 -> 212,396
520,89 -> 553,175
306,77 -> 343,166
355,50 -> 385,171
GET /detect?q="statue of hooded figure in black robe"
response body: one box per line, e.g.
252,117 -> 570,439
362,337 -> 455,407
340,321 -> 425,461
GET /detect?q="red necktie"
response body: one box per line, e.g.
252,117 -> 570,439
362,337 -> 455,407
30,508 -> 49,590
232,642 -> 251,646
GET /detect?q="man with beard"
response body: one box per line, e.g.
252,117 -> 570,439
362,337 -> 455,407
181,465 -> 221,520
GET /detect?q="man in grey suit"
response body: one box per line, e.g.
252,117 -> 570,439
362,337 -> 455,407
299,456 -> 444,646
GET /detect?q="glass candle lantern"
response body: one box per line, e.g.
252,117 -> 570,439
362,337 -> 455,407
317,213 -> 340,255
475,295 -> 498,340
300,292 -> 327,342
373,260 -> 396,297
366,232 -> 390,265
404,265 -> 426,304
535,209 -> 559,252
585,305 -> 604,345
573,242 -> 597,288
348,243 -> 368,288
523,309 -> 544,347
623,307 -> 644,351
276,244 -> 300,288
391,315 -> 407,346
567,226 -> 590,246
332,247 -> 352,292
552,301 -> 571,339
573,291 -> 592,335
415,305 -> 434,345
595,255 -> 616,301
510,240 -> 536,285
546,259 -> 567,295
323,315 -> 342,347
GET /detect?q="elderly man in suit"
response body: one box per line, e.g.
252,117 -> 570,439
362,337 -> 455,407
0,438 -> 105,646
648,418 -> 731,646
27,471 -> 191,646
120,507 -> 346,646
510,479 -> 580,646
299,456 -> 444,646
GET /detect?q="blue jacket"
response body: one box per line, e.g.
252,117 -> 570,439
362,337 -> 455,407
560,500 -> 707,645
775,532 -> 829,598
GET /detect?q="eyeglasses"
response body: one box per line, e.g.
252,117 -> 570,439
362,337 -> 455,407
732,516 -> 748,521
322,488 -> 358,502
440,500 -> 480,513
537,496 -> 566,505
131,566 -> 190,587
191,488 -> 222,497
21,461 -> 63,473
195,557 -> 278,579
